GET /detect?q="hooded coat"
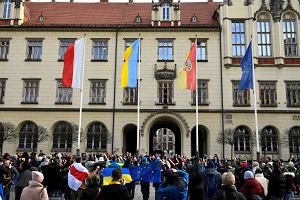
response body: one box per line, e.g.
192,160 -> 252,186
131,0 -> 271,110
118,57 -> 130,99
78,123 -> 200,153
20,181 -> 49,200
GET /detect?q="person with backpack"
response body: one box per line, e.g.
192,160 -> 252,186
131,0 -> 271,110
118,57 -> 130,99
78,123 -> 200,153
204,161 -> 222,200
212,172 -> 246,200
188,158 -> 205,200
268,162 -> 286,200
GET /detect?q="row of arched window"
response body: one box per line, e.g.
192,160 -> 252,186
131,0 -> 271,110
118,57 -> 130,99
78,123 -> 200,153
233,125 -> 300,154
18,121 -> 108,151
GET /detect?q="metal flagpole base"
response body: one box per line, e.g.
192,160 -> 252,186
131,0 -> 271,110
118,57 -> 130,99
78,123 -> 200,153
256,151 -> 260,163
195,151 -> 199,158
76,149 -> 80,157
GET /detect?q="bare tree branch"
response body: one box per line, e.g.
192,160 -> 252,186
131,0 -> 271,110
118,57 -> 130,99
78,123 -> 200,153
217,128 -> 235,145
36,125 -> 49,143
70,123 -> 84,142
0,121 -> 17,142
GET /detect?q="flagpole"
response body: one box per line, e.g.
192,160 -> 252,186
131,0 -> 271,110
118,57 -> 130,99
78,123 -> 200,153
195,36 -> 199,158
251,36 -> 260,161
137,34 -> 141,153
77,35 -> 86,156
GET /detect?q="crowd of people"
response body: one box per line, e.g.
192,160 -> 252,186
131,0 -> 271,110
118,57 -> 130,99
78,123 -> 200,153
0,151 -> 299,200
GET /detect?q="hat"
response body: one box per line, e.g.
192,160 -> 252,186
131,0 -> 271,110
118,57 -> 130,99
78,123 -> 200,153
241,162 -> 247,168
244,171 -> 254,180
99,157 -> 104,162
288,162 -> 295,168
32,171 -> 44,183
207,161 -> 215,169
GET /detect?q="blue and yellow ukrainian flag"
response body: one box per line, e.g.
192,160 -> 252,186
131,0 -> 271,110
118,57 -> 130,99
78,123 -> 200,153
102,168 -> 132,186
121,38 -> 140,88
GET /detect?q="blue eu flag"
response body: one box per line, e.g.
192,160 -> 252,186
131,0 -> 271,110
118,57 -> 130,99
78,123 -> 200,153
238,41 -> 253,90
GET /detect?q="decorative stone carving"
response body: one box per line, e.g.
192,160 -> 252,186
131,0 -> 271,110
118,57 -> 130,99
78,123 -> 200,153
283,0 -> 300,19
270,0 -> 284,22
223,0 -> 233,6
245,0 -> 254,6
154,63 -> 177,80
13,0 -> 21,8
140,110 -> 190,137
254,0 -> 271,19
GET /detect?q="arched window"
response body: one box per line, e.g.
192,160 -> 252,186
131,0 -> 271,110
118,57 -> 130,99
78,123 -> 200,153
234,126 -> 251,152
283,12 -> 298,57
3,0 -> 12,19
53,122 -> 72,151
87,122 -> 107,150
19,122 -> 38,150
262,126 -> 278,152
257,13 -> 272,56
289,126 -> 300,154
162,4 -> 170,21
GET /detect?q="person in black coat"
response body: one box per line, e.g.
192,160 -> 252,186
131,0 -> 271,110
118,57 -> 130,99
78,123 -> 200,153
98,168 -> 130,200
81,174 -> 101,200
268,162 -> 286,199
188,158 -> 205,200
212,172 -> 245,200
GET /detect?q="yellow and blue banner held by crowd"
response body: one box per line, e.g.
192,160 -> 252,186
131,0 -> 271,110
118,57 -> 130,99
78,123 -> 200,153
102,168 -> 132,186
121,38 -> 140,88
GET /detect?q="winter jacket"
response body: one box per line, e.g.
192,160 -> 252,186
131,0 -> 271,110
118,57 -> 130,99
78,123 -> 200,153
81,186 -> 101,200
156,170 -> 189,200
98,181 -> 130,200
254,173 -> 269,196
268,171 -> 286,197
240,178 -> 264,199
212,185 -> 246,200
16,167 -> 37,188
188,163 -> 205,200
20,180 -> 49,200
204,168 -> 222,198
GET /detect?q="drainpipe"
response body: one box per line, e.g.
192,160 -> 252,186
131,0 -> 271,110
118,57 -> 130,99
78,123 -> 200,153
219,26 -> 225,160
112,26 -> 119,153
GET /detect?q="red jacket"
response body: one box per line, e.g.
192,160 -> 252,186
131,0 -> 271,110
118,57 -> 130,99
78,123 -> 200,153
240,178 -> 264,198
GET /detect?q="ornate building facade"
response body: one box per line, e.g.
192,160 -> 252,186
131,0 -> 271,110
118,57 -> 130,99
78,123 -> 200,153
0,0 -> 299,160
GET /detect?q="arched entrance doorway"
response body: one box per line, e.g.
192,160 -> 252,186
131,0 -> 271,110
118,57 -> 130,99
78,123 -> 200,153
191,125 -> 208,157
149,117 -> 181,155
123,124 -> 137,154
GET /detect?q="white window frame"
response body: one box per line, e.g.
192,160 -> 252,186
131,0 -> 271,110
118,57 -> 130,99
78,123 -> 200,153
2,0 -> 12,19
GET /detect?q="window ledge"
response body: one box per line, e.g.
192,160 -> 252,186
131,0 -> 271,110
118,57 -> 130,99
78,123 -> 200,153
157,60 -> 174,62
191,103 -> 210,106
122,102 -> 138,105
85,148 -> 106,152
234,151 -> 252,154
155,102 -> 176,106
57,59 -> 64,62
0,59 -> 8,62
55,102 -> 72,105
260,104 -> 278,107
197,60 -> 208,62
17,148 -> 37,152
233,104 -> 251,107
51,148 -> 72,152
287,105 -> 300,108
89,102 -> 106,105
262,151 -> 279,155
21,102 -> 38,104
25,59 -> 42,62
91,59 -> 108,62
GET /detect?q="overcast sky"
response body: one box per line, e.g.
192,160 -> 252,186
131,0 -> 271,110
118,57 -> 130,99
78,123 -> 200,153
31,0 -> 223,2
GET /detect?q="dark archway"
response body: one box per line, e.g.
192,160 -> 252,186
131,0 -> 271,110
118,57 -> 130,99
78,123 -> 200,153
191,125 -> 208,157
123,124 -> 137,154
149,117 -> 181,155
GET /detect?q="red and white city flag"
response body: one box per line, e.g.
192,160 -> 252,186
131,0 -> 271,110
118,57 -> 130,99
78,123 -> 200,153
68,163 -> 89,191
62,38 -> 85,88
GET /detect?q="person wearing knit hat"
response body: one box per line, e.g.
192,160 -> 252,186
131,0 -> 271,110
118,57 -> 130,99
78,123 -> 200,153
207,160 -> 215,169
240,171 -> 264,199
20,171 -> 49,200
204,160 -> 222,199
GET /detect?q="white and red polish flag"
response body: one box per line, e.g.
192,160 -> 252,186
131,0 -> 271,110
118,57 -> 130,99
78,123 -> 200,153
62,38 -> 85,88
68,162 -> 89,191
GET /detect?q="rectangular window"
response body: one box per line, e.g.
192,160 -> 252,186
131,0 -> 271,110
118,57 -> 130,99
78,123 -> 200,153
286,81 -> 300,107
257,16 -> 272,56
232,81 -> 250,106
158,39 -> 174,61
22,79 -> 39,104
2,0 -> 12,19
26,39 -> 43,61
190,39 -> 208,61
123,87 -> 137,105
232,21 -> 246,57
89,79 -> 106,104
162,4 -> 170,21
0,39 -> 9,60
259,81 -> 277,107
157,81 -> 174,104
0,79 -> 6,104
92,39 -> 108,61
283,15 -> 298,57
58,39 -> 75,61
55,79 -> 72,104
191,80 -> 209,105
